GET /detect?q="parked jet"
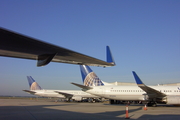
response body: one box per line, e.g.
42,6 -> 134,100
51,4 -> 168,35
0,27 -> 115,67
72,65 -> 180,106
23,76 -> 100,102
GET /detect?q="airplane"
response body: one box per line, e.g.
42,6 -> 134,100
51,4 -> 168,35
72,65 -> 180,106
0,27 -> 115,67
23,76 -> 101,102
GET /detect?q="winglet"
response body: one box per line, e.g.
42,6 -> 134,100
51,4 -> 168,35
106,46 -> 115,65
132,71 -> 145,86
132,71 -> 167,97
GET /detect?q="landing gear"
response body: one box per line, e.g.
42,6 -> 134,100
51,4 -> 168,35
110,99 -> 115,104
109,100 -> 122,104
147,101 -> 157,107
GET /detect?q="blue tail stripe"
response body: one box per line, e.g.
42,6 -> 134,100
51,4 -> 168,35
80,65 -> 93,83
27,76 -> 35,87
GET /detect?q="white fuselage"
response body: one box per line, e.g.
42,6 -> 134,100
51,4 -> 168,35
83,85 -> 180,101
31,89 -> 98,98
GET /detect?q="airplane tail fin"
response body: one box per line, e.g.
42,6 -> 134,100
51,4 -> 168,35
80,65 -> 104,86
27,76 -> 42,90
106,46 -> 115,65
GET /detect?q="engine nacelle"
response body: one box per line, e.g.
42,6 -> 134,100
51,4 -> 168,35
158,96 -> 180,105
72,96 -> 82,101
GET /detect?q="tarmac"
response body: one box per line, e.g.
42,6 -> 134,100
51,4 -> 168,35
0,99 -> 180,120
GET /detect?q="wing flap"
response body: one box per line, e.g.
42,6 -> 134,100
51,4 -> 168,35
71,82 -> 92,90
23,90 -> 36,94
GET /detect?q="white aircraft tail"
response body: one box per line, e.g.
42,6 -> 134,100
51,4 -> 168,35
27,76 -> 42,90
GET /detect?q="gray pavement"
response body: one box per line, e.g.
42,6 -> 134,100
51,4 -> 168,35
0,99 -> 180,120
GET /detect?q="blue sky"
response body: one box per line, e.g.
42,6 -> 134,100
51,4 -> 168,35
0,0 -> 179,96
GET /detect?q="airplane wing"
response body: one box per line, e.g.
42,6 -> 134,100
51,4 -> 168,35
132,71 -> 166,98
54,91 -> 73,98
23,90 -> 36,94
0,27 -> 115,67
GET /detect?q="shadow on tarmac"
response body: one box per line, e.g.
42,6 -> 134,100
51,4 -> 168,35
0,100 -> 180,120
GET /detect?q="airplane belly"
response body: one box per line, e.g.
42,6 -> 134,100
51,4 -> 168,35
115,95 -> 144,101
35,92 -> 64,98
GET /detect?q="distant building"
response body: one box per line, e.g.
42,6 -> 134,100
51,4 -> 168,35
109,82 -> 137,86
157,83 -> 180,86
109,82 -> 180,86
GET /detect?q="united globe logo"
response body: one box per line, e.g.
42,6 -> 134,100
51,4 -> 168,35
84,72 -> 104,86
30,82 -> 42,90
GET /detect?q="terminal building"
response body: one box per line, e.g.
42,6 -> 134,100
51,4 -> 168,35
109,82 -> 180,86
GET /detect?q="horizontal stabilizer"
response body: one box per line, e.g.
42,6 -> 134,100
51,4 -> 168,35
23,90 -> 36,94
54,91 -> 73,98
71,82 -> 92,90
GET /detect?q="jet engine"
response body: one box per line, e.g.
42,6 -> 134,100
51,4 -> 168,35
72,96 -> 82,101
157,96 -> 180,105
